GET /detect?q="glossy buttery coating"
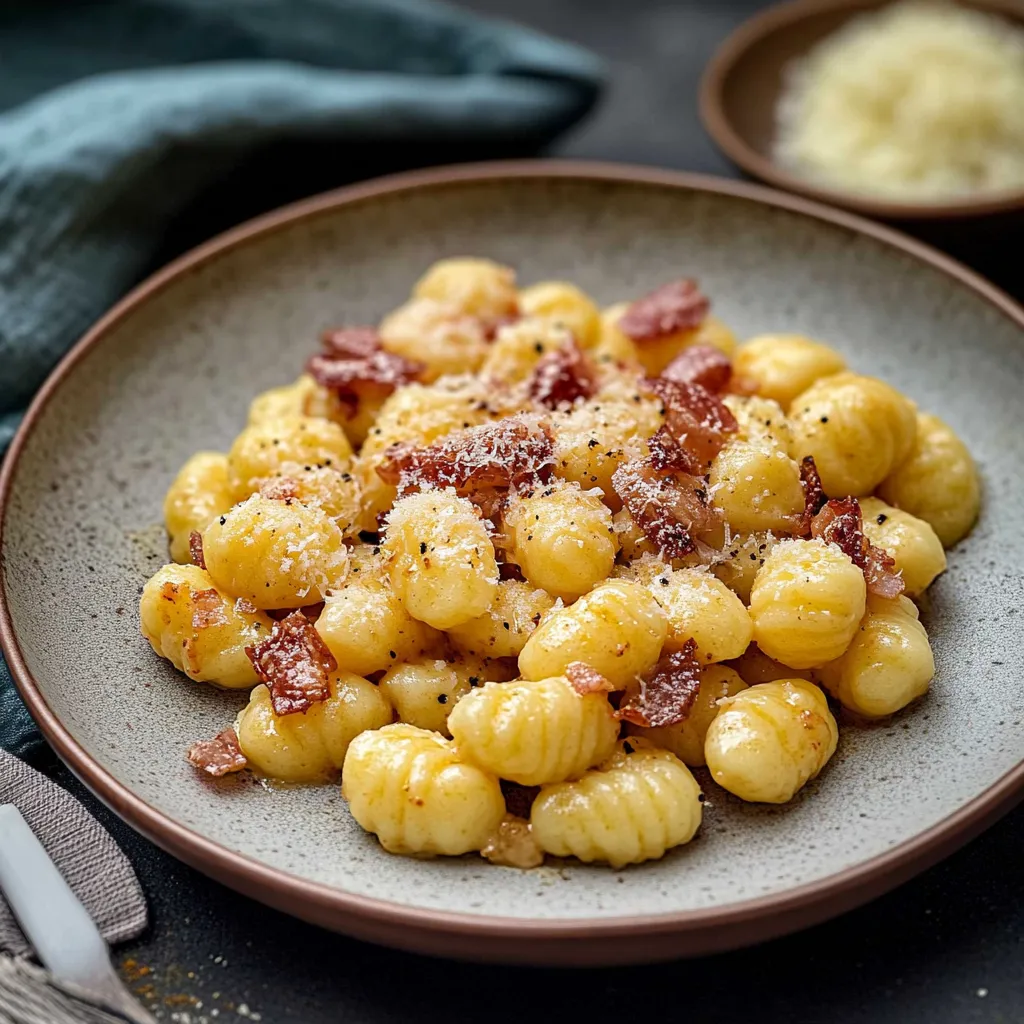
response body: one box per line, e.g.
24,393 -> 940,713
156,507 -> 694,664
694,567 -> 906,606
704,680 -> 839,803
530,739 -> 704,867
447,675 -> 619,786
342,724 -> 505,856
517,579 -> 668,686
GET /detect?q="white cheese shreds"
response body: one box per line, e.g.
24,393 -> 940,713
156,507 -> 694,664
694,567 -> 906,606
774,2 -> 1024,200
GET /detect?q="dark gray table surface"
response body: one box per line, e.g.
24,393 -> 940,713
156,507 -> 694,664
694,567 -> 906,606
31,1 -> 1024,1021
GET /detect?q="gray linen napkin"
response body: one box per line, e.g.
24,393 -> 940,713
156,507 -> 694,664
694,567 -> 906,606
0,751 -> 147,957
0,959 -> 126,1024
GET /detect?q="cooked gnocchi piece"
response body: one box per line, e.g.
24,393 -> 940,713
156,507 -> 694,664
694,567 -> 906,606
704,680 -> 838,803
166,259 -> 977,870
448,675 -> 618,786
342,724 -> 506,856
163,452 -> 234,564
236,673 -> 392,783
530,739 -> 703,867
815,595 -> 934,718
140,563 -> 272,688
518,579 -> 667,687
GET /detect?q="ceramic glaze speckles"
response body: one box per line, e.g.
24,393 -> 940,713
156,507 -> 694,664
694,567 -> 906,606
1,166 -> 1022,963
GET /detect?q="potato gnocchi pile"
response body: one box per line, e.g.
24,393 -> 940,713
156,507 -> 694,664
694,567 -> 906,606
142,258 -> 980,870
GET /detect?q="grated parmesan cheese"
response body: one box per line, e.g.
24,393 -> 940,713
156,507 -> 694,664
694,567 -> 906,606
774,2 -> 1024,200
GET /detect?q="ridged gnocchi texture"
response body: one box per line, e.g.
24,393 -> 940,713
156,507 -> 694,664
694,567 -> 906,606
633,665 -> 748,767
711,531 -> 779,603
504,483 -> 617,601
815,595 -> 934,718
530,740 -> 703,867
708,439 -> 805,534
382,491 -> 498,629
733,334 -> 846,409
202,495 -> 349,609
704,680 -> 838,803
163,452 -> 234,564
878,412 -> 980,548
617,557 -> 752,662
342,724 -> 505,856
379,297 -> 489,381
140,564 -> 272,688
446,579 -> 555,658
448,676 -> 619,786
412,257 -> 518,320
518,281 -> 600,348
788,373 -> 917,496
480,318 -> 574,383
236,673 -> 393,783
518,579 -> 668,687
227,416 -> 353,500
859,497 -> 947,597
314,571 -> 439,677
749,539 -> 866,669
378,659 -> 482,735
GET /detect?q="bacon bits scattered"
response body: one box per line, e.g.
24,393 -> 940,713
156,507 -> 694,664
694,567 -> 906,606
618,279 -> 710,342
527,341 -> 597,409
810,497 -> 904,598
645,377 -> 737,468
661,345 -> 732,393
187,728 -> 247,777
799,455 -> 828,532
377,417 -> 555,497
235,597 -> 259,616
616,640 -> 703,729
191,588 -> 228,630
188,531 -> 206,570
565,662 -> 616,695
244,610 -> 337,716
481,816 -> 544,869
500,780 -> 541,820
646,426 -> 701,474
307,329 -> 424,416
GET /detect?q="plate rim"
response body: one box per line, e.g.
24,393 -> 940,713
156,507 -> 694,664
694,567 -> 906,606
2,159 -> 1023,963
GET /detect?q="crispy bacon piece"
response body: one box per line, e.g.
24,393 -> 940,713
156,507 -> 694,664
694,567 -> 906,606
187,728 -> 247,777
565,662 -> 616,695
500,780 -> 541,820
191,588 -> 228,630
645,377 -> 737,467
616,640 -> 702,728
618,279 -> 710,342
320,326 -> 380,358
189,531 -> 206,570
810,498 -> 905,598
527,341 -> 597,409
646,426 -> 701,474
661,345 -> 733,393
612,460 -> 720,560
377,417 -> 555,497
244,610 -> 337,716
307,349 -> 425,414
799,456 -> 828,532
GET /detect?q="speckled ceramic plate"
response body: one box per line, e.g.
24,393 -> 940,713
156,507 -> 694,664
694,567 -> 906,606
2,163 -> 1022,965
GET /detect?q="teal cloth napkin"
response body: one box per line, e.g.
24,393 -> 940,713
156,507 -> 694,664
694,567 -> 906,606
0,0 -> 602,756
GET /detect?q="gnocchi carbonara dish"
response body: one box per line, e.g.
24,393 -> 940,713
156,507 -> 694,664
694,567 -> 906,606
141,258 -> 980,869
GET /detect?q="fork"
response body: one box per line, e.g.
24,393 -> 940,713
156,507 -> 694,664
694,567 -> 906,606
0,805 -> 157,1024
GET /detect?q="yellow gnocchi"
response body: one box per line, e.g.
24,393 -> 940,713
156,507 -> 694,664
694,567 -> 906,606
342,724 -> 505,856
704,680 -> 838,803
163,452 -> 234,564
518,579 -> 667,687
530,740 -> 703,867
733,334 -> 846,409
378,659 -> 479,735
446,579 -> 555,658
236,673 -> 392,783
447,675 -> 618,786
379,297 -> 489,381
859,497 -> 946,597
708,439 -> 805,534
412,257 -> 518,320
519,281 -> 600,348
140,563 -> 272,688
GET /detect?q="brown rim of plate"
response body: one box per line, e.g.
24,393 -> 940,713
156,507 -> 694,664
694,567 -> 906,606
2,160 -> 1023,964
699,0 -> 1024,222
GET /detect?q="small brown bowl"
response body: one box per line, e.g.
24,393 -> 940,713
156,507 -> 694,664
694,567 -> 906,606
700,0 -> 1024,222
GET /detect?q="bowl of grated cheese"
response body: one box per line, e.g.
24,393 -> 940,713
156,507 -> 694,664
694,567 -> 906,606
700,0 -> 1024,221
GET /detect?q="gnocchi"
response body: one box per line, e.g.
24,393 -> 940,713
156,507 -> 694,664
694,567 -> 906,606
159,258 -> 976,870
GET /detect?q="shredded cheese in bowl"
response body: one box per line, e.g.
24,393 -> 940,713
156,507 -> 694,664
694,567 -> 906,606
774,2 -> 1024,201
